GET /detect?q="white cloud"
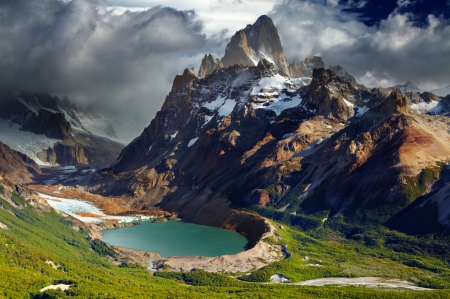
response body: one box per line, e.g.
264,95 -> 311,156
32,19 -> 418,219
269,0 -> 450,89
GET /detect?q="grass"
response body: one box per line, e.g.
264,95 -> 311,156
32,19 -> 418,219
1,178 -> 450,298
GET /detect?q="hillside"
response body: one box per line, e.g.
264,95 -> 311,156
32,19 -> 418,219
2,175 -> 450,298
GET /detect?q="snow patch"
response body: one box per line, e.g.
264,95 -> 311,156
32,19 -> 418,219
253,94 -> 302,116
218,99 -> 236,117
0,119 -> 58,165
17,98 -> 39,115
202,95 -> 226,110
38,193 -> 153,223
343,98 -> 354,108
355,106 -> 369,117
170,131 -> 178,139
411,101 -> 440,114
187,137 -> 199,148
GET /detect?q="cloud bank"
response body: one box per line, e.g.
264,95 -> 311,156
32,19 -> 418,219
0,0 -> 449,141
0,0 -> 208,141
269,0 -> 450,90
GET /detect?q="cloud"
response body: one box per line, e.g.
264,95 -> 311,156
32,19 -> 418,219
269,0 -> 450,90
0,0 -> 207,142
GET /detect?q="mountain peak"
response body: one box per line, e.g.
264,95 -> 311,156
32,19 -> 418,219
393,80 -> 421,93
221,15 -> 289,75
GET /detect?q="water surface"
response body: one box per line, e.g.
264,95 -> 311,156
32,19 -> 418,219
102,220 -> 247,257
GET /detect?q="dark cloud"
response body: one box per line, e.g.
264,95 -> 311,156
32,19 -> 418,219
270,0 -> 450,90
0,0 -> 206,141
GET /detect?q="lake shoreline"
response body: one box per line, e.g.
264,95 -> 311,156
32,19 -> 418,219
35,189 -> 283,273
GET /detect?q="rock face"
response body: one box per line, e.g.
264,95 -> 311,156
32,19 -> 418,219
392,80 -> 422,93
0,90 -> 124,167
88,15 -> 450,238
328,65 -> 356,83
171,68 -> 197,92
0,141 -> 41,183
198,53 -> 224,78
305,68 -> 356,120
221,15 -> 290,75
289,56 -> 325,78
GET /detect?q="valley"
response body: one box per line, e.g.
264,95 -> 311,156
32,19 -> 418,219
0,6 -> 450,298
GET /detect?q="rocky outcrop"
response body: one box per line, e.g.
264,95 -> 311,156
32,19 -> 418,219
21,109 -> 72,139
305,68 -> 356,120
198,53 -> 223,78
171,68 -> 197,92
0,141 -> 41,183
289,56 -> 325,78
328,65 -> 356,83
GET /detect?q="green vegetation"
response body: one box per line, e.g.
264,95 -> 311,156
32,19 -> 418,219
2,178 -> 450,298
403,165 -> 443,203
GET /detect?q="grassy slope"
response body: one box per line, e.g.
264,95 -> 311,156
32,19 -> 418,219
1,180 -> 450,298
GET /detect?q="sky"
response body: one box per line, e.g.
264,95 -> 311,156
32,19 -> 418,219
0,0 -> 449,142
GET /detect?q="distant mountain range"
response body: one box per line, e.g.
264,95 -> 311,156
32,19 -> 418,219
0,90 -> 124,167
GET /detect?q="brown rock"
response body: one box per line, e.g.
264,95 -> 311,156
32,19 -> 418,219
171,68 -> 197,93
198,53 -> 223,78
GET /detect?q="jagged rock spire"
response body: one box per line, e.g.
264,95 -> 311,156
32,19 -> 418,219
198,53 -> 223,78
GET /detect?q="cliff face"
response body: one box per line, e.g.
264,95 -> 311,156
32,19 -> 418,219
198,54 -> 224,78
0,141 -> 41,183
221,15 -> 290,76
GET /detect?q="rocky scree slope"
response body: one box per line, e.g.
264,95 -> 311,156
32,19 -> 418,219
0,90 -> 124,167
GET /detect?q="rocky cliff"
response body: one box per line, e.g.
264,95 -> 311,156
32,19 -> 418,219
0,141 -> 41,183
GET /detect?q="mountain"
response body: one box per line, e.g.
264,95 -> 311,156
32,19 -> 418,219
432,85 -> 450,97
85,15 -> 450,237
221,15 -> 290,75
392,80 -> 422,93
0,140 -> 41,183
328,65 -> 357,83
198,53 -> 223,78
216,15 -> 324,79
0,90 -> 124,167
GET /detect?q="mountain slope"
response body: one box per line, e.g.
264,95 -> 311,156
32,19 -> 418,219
0,90 -> 124,167
0,141 -> 41,183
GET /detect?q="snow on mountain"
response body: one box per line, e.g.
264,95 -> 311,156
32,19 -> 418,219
392,81 -> 421,93
410,100 -> 441,114
431,85 -> 450,97
0,119 -> 58,165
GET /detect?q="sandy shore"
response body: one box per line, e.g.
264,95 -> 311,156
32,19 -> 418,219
152,219 -> 284,273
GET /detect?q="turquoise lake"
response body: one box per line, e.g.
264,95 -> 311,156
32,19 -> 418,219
102,220 -> 248,257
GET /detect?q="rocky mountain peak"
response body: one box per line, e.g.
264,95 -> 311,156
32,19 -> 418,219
392,80 -> 421,93
288,56 -> 325,78
171,68 -> 198,93
221,15 -> 290,75
328,65 -> 356,83
378,90 -> 408,116
198,53 -> 223,78
305,68 -> 356,121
